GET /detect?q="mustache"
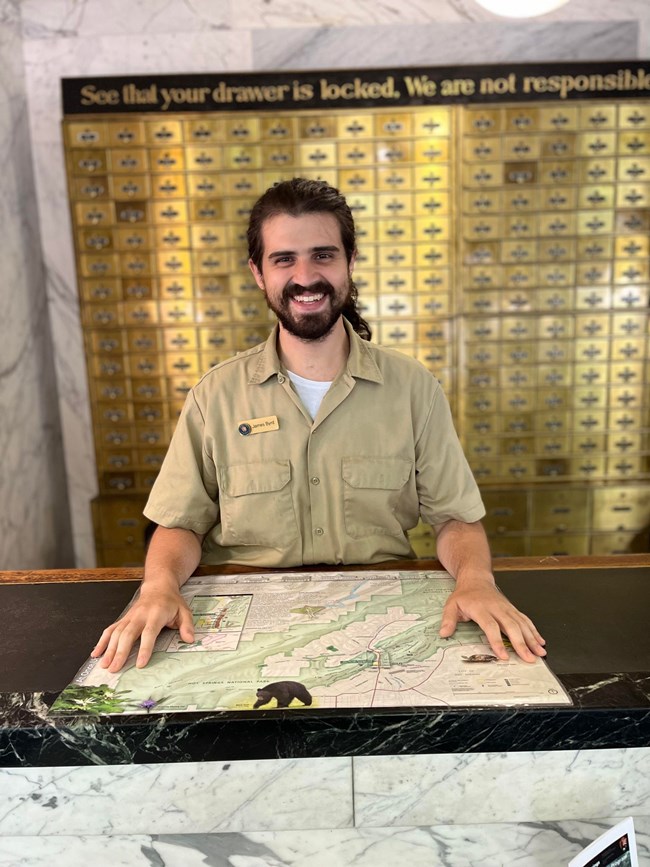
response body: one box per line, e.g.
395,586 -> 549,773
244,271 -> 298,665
282,279 -> 334,301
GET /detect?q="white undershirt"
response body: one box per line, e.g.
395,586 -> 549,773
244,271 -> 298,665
287,370 -> 332,420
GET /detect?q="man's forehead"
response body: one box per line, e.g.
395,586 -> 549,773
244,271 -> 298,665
261,211 -> 343,248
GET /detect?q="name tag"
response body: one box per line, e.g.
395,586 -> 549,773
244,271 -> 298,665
238,415 -> 280,436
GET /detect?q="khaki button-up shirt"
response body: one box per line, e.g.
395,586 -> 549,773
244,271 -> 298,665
144,320 -> 485,566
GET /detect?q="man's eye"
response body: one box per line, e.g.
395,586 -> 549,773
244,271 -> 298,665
315,252 -> 333,260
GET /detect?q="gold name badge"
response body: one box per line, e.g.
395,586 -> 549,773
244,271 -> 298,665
238,415 -> 279,436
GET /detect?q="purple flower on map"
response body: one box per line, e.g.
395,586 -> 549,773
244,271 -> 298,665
139,698 -> 157,711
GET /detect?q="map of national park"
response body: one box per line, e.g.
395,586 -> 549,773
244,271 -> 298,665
52,571 -> 571,715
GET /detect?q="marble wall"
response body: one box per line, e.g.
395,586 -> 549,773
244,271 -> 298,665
7,0 -> 650,566
0,1 -> 72,569
0,749 -> 649,865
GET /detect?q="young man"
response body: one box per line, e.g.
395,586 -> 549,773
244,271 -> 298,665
93,178 -> 546,673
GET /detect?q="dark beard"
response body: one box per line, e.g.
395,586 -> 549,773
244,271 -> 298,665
263,278 -> 353,341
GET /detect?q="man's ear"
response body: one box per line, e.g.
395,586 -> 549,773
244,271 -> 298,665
348,250 -> 357,275
248,258 -> 265,291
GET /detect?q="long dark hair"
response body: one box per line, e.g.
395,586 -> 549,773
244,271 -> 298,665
247,178 -> 372,340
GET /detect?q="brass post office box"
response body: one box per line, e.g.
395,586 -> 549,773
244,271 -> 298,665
194,276 -> 229,298
131,378 -> 166,401
617,157 -> 650,183
233,326 -> 274,349
136,449 -> 168,471
163,328 -> 197,353
338,168 -> 374,192
489,535 -> 529,558
590,532 -> 643,555
122,279 -> 154,303
151,174 -> 187,199
153,225 -> 190,250
378,321 -> 416,346
110,175 -> 151,199
573,409 -> 606,431
97,448 -> 135,471
231,299 -> 271,324
413,164 -> 450,189
151,200 -> 188,224
537,239 -> 576,262
133,403 -> 167,424
157,276 -> 193,301
570,455 -> 606,477
538,106 -> 578,131
375,166 -> 413,188
129,355 -> 163,378
108,148 -> 149,173
183,120 -> 224,144
100,472 -> 136,493
66,122 -> 109,148
145,120 -> 183,145
530,534 -> 589,556
92,378 -> 131,402
612,285 -> 649,309
96,401 -> 132,425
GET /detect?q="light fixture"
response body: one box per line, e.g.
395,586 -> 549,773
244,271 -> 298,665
474,0 -> 571,17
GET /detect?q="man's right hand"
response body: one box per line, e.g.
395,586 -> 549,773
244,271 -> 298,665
91,583 -> 195,673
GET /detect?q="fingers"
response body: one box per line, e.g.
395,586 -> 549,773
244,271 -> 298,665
476,608 -> 546,663
443,586 -> 547,664
177,604 -> 195,644
91,623 -> 117,658
102,621 -> 141,673
438,599 -> 459,638
136,624 -> 160,669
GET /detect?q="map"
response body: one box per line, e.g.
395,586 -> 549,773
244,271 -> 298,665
51,570 -> 571,715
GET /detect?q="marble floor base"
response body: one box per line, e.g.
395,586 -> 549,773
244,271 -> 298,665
1,818 -> 648,867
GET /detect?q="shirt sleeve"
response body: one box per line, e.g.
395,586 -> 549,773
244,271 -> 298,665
143,389 -> 220,534
415,383 -> 486,528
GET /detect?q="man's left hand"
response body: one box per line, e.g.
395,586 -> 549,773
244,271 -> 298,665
439,579 -> 546,663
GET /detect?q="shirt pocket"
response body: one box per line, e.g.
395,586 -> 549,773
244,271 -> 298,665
218,460 -> 298,547
342,456 -> 415,539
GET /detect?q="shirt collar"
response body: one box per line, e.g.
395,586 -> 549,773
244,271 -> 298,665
248,318 -> 383,385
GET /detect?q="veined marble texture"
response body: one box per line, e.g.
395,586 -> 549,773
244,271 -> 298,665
0,818 -> 648,867
353,747 -> 650,827
0,757 -> 352,835
0,3 -> 72,569
17,0 -> 650,32
252,21 -> 639,69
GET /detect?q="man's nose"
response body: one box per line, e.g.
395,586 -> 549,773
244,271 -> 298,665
293,257 -> 319,286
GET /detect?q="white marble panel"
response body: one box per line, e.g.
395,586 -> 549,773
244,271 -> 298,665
19,0 -> 231,38
18,0 -> 650,33
354,748 -> 650,827
21,31 -> 252,566
0,3 -> 73,569
0,757 -> 352,835
252,21 -> 639,69
0,817 -> 649,866
241,0 -> 650,29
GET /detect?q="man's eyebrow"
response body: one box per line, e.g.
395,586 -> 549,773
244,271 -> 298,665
267,245 -> 340,260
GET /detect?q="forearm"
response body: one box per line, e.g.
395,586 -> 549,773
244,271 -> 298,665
434,520 -> 494,587
143,525 -> 204,592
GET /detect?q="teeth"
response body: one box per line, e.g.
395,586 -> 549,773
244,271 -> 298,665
294,293 -> 324,303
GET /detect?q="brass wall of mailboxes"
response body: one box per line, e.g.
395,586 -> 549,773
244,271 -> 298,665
62,102 -> 650,565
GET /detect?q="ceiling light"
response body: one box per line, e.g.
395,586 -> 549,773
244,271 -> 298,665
474,0 -> 571,18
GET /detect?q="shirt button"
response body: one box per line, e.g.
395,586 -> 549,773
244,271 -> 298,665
277,373 -> 285,384
314,527 -> 324,536
311,476 -> 320,485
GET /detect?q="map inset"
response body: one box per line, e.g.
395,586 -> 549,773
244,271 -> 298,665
52,571 -> 571,715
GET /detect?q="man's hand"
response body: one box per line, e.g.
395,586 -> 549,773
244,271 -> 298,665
91,583 -> 195,673
439,578 -> 546,663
